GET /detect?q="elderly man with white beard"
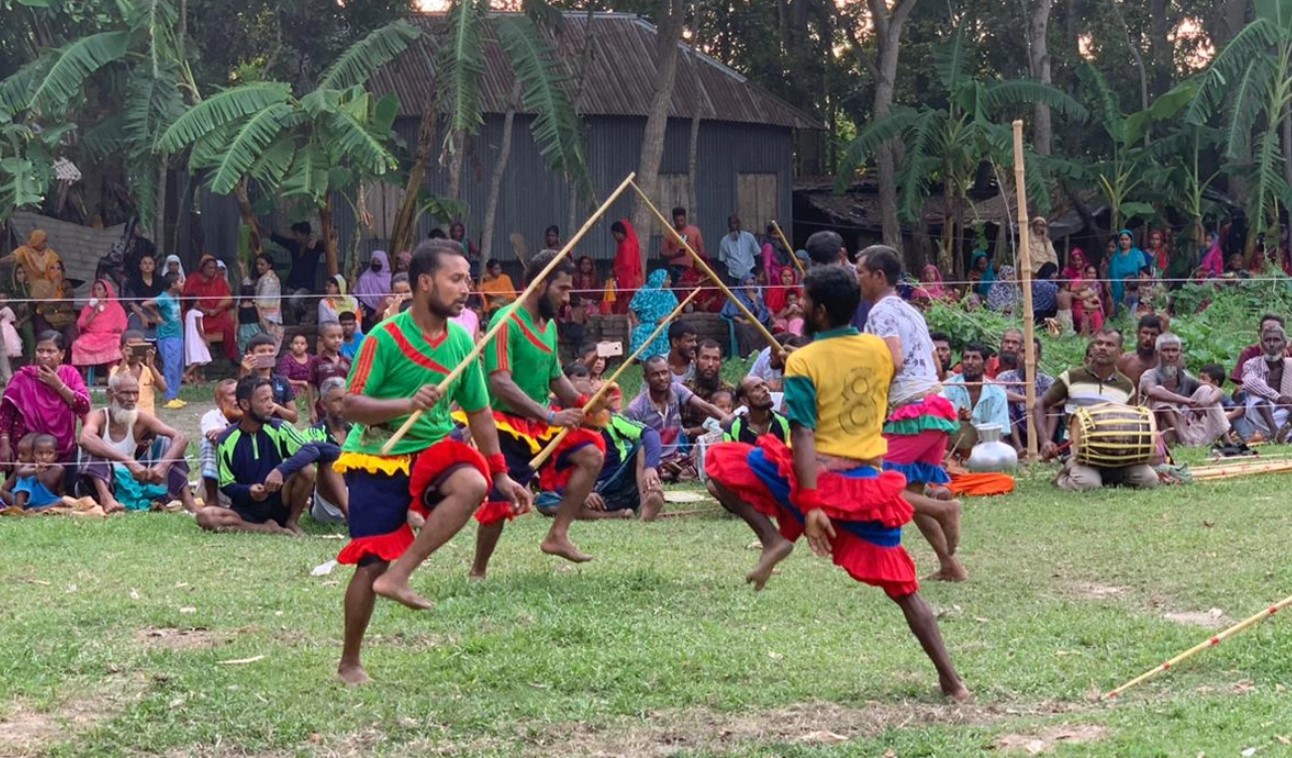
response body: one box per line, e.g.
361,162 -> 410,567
1241,325 -> 1292,442
78,372 -> 196,513
1138,333 -> 1230,447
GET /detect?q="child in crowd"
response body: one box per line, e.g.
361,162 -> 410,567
1054,279 -> 1074,335
0,433 -> 35,506
146,272 -> 185,409
12,434 -> 64,511
199,378 -> 240,508
1076,266 -> 1105,335
109,330 -> 166,415
183,304 -> 212,384
236,279 -> 261,354
278,333 -> 314,399
338,311 -> 363,362
307,322 -> 351,423
0,292 -> 22,381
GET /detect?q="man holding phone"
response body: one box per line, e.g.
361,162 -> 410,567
240,333 -> 298,423
109,330 -> 166,415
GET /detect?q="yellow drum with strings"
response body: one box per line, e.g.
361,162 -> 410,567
1069,403 -> 1157,467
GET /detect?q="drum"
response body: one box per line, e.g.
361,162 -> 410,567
1070,403 -> 1157,467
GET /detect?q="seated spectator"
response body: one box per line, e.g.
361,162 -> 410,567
721,275 -> 774,358
108,330 -> 165,415
941,342 -> 1011,458
625,355 -> 727,481
1228,314 -> 1287,398
124,254 -> 164,337
723,376 -> 790,445
236,278 -> 261,354
198,376 -> 342,535
307,322 -> 351,423
354,250 -> 392,324
765,268 -> 804,336
0,331 -> 91,466
9,433 -> 64,511
277,333 -> 313,399
986,328 -> 1022,379
479,259 -> 516,315
1140,335 -> 1230,447
338,311 -> 364,362
239,332 -> 298,423
182,255 -> 238,362
710,389 -> 735,417
995,337 -> 1054,452
72,279 -> 127,377
1241,324 -> 1292,442
35,261 -> 78,349
745,333 -> 805,392
198,379 -> 239,508
1035,329 -> 1154,491
318,274 -> 359,325
930,331 -> 954,381
578,344 -> 608,391
666,320 -> 698,382
303,376 -> 351,525
1116,315 -> 1163,388
380,272 -> 412,322
77,372 -> 195,513
682,340 -> 735,441
538,369 -> 666,521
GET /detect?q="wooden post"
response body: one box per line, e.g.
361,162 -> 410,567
1013,121 -> 1039,463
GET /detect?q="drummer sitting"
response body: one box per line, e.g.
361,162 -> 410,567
1034,328 -> 1157,491
941,342 -> 1011,459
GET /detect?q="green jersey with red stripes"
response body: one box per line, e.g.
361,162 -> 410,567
483,303 -> 562,415
342,311 -> 488,456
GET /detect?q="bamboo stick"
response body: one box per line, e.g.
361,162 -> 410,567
1012,121 -> 1039,463
380,172 -> 636,455
528,288 -> 702,469
631,181 -> 783,355
771,220 -> 806,276
1105,593 -> 1292,700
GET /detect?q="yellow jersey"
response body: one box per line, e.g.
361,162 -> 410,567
782,327 -> 893,460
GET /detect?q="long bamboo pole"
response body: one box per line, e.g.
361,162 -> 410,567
631,181 -> 783,356
1012,121 -> 1040,462
379,172 -> 636,455
528,288 -> 703,469
771,220 -> 807,276
1105,593 -> 1292,700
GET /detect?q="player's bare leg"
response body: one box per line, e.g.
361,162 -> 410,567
892,592 -> 971,702
707,478 -> 793,591
540,445 -> 601,563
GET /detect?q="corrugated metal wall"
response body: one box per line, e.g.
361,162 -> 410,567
192,115 -> 793,273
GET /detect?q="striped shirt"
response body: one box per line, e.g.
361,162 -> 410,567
1041,366 -> 1136,415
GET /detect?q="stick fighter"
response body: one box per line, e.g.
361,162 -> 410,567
334,240 -> 529,685
704,265 -> 969,701
470,249 -> 607,578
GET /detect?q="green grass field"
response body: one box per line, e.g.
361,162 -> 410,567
5,446 -> 1292,756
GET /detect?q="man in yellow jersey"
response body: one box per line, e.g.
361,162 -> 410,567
334,240 -> 529,685
704,265 -> 969,702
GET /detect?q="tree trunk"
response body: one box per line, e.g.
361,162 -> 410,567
390,102 -> 438,255
867,0 -> 919,247
153,160 -> 167,254
446,131 -> 466,206
321,194 -> 338,277
631,0 -> 685,270
1147,0 -> 1172,98
687,111 -> 701,218
1028,0 -> 1054,156
1108,0 -> 1149,138
482,82 -> 522,267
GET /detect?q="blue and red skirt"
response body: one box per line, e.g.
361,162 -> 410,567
481,411 -> 605,525
705,436 -> 919,598
334,439 -> 491,565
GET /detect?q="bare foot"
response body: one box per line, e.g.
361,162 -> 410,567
285,522 -> 306,537
467,570 -> 486,582
337,662 -> 371,686
407,510 -> 426,530
540,535 -> 593,563
941,677 -> 972,703
102,498 -> 125,515
372,574 -> 434,611
745,538 -> 794,591
927,560 -> 968,582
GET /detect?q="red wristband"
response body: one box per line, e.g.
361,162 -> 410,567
794,487 -> 826,514
487,453 -> 508,476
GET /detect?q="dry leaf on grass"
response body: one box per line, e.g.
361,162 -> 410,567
796,730 -> 848,745
218,655 -> 265,665
310,560 -> 337,577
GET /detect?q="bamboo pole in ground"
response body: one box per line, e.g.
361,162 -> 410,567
1105,593 -> 1292,700
1012,120 -> 1039,463
631,180 -> 783,356
528,288 -> 702,469
771,220 -> 806,276
380,173 -> 636,455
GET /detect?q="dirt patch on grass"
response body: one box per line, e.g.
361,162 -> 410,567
522,700 -> 1078,757
136,626 -> 231,651
1068,582 -> 1131,601
1162,608 -> 1231,629
0,675 -> 146,757
992,724 -> 1109,754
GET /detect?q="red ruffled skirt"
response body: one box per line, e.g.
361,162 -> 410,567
482,411 -> 605,525
706,436 -> 919,598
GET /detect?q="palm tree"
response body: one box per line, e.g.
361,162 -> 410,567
158,21 -> 421,277
839,26 -> 1086,275
1188,0 -> 1292,246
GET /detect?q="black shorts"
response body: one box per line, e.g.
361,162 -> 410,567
233,495 -> 289,527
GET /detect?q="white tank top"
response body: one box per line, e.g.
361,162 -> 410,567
101,409 -> 137,458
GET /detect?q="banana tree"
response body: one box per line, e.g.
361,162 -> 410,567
840,26 -> 1086,275
1187,0 -> 1292,246
158,21 -> 419,277
1079,65 -> 1168,233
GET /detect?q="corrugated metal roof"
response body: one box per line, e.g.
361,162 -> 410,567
370,12 -> 824,131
